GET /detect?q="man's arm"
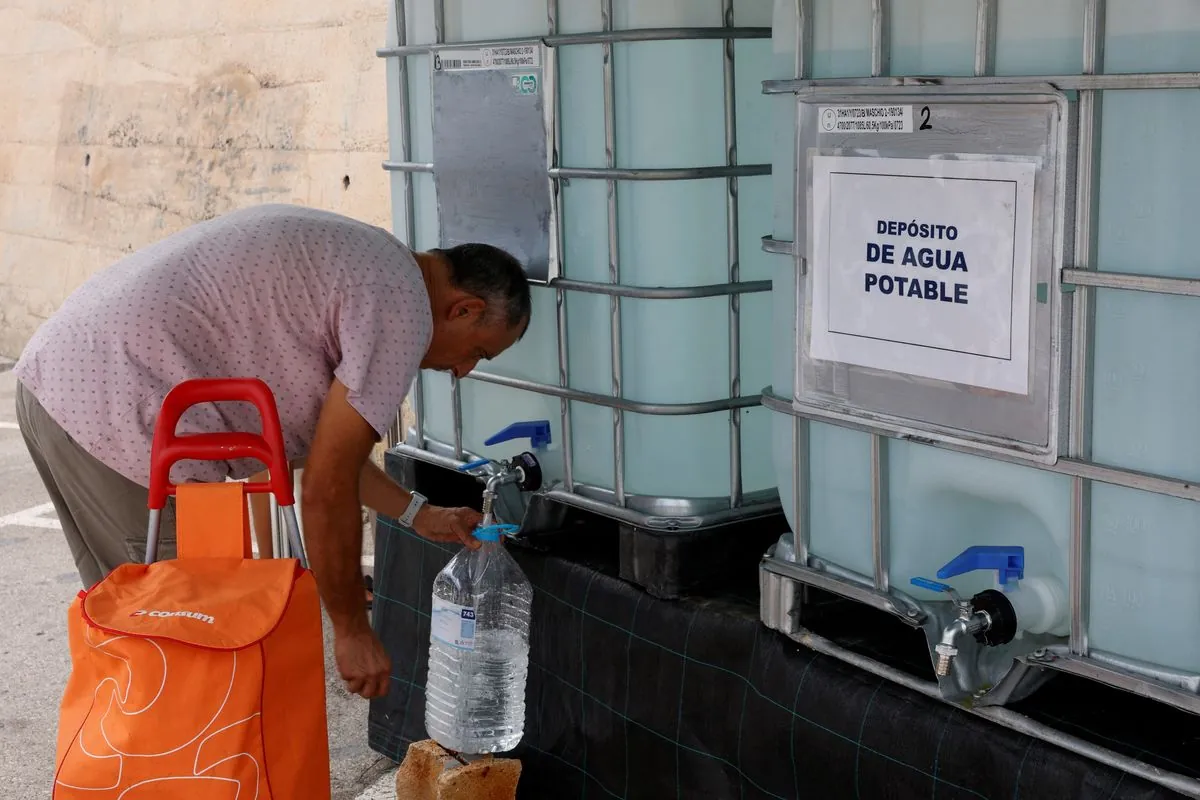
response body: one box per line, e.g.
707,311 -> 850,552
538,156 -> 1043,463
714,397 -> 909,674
302,379 -> 390,698
358,459 -> 416,519
358,456 -> 483,546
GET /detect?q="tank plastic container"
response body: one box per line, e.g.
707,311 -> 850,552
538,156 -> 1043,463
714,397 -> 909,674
425,524 -> 533,754
384,0 -> 781,528
763,0 -> 1200,709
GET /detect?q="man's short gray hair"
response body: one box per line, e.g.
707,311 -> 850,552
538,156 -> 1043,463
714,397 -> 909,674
433,243 -> 532,331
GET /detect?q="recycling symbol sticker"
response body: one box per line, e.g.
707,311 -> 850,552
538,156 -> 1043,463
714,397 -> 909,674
511,73 -> 539,95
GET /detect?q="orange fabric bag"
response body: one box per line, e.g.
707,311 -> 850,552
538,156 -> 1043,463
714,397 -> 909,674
52,378 -> 331,799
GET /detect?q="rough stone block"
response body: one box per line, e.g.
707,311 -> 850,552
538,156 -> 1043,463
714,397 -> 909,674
394,740 -> 521,800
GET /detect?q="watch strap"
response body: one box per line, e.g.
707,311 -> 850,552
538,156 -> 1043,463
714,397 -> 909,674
398,492 -> 426,528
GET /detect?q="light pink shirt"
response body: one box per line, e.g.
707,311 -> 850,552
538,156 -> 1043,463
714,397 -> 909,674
15,204 -> 431,487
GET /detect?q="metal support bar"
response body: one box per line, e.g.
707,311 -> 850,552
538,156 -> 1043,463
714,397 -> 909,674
757,251 -> 1200,298
376,26 -> 773,58
788,0 -> 814,567
790,415 -> 810,564
1062,268 -> 1200,298
723,0 -> 743,509
433,0 -> 444,44
551,164 -> 770,181
762,390 -> 1200,504
471,371 -> 759,415
392,0 -> 424,451
393,440 -> 780,530
425,0 -> 460,460
763,557 -> 924,624
870,0 -> 890,80
387,162 -> 773,182
794,0 -> 813,81
1068,0 -> 1105,659
761,235 -> 796,256
601,0 -> 625,507
548,0 -> 573,492
763,71 -> 1200,93
382,160 -> 435,173
867,0 -> 891,592
871,435 -> 890,591
385,161 -> 772,183
974,0 -> 997,78
551,277 -> 770,299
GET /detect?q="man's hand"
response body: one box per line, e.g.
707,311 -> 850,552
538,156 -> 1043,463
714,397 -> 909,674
412,505 -> 483,549
335,625 -> 392,699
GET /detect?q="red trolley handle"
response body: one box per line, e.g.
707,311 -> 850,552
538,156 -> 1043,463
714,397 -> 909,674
147,377 -> 295,510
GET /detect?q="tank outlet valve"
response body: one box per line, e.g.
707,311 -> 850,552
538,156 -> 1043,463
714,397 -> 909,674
456,420 -> 554,525
911,545 -> 1025,678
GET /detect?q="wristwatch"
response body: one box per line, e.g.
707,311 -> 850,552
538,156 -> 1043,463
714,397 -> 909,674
398,491 -> 427,529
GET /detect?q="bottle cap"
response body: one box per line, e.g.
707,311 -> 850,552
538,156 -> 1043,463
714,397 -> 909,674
473,523 -> 519,542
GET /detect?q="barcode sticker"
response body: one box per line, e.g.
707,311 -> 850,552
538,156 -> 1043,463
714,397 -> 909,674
434,45 -> 541,72
431,596 -> 477,650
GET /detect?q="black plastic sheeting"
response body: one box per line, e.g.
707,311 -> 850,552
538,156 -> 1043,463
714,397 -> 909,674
368,515 -> 1200,800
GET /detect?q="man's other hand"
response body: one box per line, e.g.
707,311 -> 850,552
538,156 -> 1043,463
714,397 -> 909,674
335,626 -> 392,699
413,505 -> 483,549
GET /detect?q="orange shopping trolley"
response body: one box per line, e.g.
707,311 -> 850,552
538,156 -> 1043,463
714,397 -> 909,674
52,377 -> 331,799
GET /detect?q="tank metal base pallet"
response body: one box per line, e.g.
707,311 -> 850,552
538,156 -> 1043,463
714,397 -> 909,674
619,515 -> 788,600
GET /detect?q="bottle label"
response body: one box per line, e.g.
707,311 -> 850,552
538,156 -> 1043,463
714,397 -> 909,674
431,597 -> 477,650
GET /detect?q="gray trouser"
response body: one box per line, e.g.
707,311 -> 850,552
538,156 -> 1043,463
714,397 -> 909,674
14,381 -> 177,588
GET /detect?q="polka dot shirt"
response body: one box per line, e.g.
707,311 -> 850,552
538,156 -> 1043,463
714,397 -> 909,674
14,204 -> 432,487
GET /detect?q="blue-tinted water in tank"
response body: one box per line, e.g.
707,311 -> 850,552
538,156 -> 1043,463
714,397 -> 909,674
767,0 -> 1200,673
391,0 -> 778,504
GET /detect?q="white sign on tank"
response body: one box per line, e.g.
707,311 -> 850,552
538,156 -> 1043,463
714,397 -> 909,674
809,154 -> 1037,395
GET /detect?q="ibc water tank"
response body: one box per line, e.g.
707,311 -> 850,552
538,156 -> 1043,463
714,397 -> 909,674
762,0 -> 1200,710
384,0 -> 781,528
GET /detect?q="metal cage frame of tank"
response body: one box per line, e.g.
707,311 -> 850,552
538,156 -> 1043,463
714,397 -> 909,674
376,0 -> 784,531
759,2 -> 1200,798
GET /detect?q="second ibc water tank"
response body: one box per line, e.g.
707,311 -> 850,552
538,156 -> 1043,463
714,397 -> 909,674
763,0 -> 1200,707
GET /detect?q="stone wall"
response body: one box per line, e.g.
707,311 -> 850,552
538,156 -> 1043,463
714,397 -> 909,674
0,1 -> 394,358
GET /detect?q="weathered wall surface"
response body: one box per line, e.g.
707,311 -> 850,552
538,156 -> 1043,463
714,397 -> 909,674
0,1 -> 393,358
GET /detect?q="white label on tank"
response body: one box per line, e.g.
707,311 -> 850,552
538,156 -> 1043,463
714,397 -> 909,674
435,45 -> 541,72
808,154 -> 1037,395
431,597 -> 477,650
818,105 -> 913,134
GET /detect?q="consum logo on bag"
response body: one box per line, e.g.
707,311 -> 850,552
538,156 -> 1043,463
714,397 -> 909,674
130,608 -> 216,624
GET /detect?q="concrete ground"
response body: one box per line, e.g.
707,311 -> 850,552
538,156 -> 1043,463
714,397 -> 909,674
0,366 -> 398,799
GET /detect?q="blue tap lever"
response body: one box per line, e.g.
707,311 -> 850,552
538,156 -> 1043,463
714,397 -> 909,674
936,545 -> 1025,587
484,420 -> 552,449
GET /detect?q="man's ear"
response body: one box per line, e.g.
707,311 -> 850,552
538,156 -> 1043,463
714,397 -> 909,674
447,295 -> 487,322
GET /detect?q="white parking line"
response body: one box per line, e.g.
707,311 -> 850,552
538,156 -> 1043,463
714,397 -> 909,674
0,502 -> 62,530
0,421 -> 18,430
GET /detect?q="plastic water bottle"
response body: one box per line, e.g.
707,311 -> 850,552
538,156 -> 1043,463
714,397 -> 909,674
425,523 -> 533,754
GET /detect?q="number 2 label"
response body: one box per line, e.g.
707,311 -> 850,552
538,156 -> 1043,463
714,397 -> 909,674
919,105 -> 933,130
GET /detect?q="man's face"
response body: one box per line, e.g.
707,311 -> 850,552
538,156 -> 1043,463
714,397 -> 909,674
421,297 -> 528,378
